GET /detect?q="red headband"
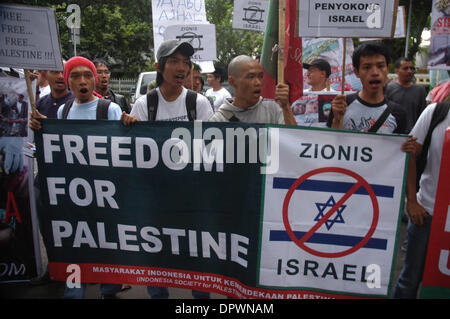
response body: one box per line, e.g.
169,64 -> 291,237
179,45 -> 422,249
64,56 -> 97,85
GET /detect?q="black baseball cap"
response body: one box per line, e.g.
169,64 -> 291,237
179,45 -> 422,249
156,40 -> 194,61
303,59 -> 331,78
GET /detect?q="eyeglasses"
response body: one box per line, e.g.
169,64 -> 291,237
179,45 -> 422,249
97,70 -> 110,75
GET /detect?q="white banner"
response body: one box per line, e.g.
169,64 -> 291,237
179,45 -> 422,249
0,4 -> 63,71
259,127 -> 407,297
164,24 -> 216,61
428,0 -> 450,70
232,0 -> 270,32
151,0 -> 214,72
298,0 -> 398,38
360,5 -> 406,41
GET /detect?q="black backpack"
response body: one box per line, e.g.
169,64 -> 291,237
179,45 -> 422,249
416,102 -> 450,190
61,98 -> 111,120
146,88 -> 197,121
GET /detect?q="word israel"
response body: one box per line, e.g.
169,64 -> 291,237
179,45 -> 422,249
41,123 -> 280,174
51,221 -> 250,268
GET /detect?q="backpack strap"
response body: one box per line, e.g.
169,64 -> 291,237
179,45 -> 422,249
96,99 -> 111,120
146,89 -> 159,121
416,102 -> 450,190
186,89 -> 197,121
368,103 -> 392,133
61,98 -> 75,119
62,98 -> 111,119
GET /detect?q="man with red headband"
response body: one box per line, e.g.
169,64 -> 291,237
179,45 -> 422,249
29,56 -> 122,299
30,56 -> 122,130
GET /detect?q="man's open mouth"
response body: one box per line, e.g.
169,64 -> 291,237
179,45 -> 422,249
80,88 -> 88,94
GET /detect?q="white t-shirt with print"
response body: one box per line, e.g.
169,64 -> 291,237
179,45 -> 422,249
206,87 -> 232,111
411,103 -> 450,215
131,87 -> 213,121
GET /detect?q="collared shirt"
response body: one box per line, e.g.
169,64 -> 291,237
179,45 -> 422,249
36,91 -> 75,119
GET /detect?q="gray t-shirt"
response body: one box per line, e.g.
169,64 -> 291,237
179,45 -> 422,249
385,82 -> 426,133
209,96 -> 285,124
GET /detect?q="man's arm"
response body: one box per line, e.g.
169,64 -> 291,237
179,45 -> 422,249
275,83 -> 296,125
330,94 -> 347,129
404,142 -> 428,226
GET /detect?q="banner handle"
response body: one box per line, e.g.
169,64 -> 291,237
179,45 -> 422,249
24,69 -> 37,113
341,37 -> 347,95
277,0 -> 286,84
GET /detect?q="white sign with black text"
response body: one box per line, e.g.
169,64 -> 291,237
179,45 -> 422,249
0,4 -> 63,70
232,0 -> 270,32
298,0 -> 398,38
163,24 -> 216,61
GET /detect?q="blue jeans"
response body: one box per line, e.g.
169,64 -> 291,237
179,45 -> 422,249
146,286 -> 210,299
64,283 -> 122,299
392,215 -> 432,298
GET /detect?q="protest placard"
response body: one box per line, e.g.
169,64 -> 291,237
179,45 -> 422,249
164,24 -> 216,61
420,128 -> 450,298
0,77 -> 39,283
298,0 -> 398,38
232,0 -> 270,32
0,4 -> 63,71
428,0 -> 450,70
151,0 -> 214,72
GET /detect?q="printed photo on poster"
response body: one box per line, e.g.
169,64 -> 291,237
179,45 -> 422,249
0,77 -> 37,282
428,0 -> 450,70
292,94 -> 336,126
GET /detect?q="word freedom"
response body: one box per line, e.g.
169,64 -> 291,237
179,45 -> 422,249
42,123 -> 280,174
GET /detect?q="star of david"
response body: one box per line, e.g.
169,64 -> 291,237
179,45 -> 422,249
314,195 -> 346,230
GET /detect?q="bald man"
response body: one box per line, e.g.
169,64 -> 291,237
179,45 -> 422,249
209,55 -> 296,125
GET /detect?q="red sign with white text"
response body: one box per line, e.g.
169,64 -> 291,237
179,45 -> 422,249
421,128 -> 450,298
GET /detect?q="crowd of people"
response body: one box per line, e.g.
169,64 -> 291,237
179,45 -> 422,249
23,39 -> 450,299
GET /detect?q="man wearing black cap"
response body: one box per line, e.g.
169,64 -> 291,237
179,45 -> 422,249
303,59 -> 333,93
122,40 -> 212,123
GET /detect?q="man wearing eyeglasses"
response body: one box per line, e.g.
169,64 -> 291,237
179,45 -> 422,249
385,57 -> 427,133
93,58 -> 131,113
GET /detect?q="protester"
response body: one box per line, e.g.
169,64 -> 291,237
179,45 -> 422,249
35,69 -> 75,119
121,40 -> 213,299
35,70 -> 51,100
93,58 -> 131,113
393,100 -> 450,298
183,62 -> 203,93
183,62 -> 214,108
303,59 -> 334,93
205,67 -> 232,111
208,55 -> 296,125
385,57 -> 427,133
29,56 -> 123,299
328,42 -> 407,134
121,40 -> 213,125
29,66 -> 74,285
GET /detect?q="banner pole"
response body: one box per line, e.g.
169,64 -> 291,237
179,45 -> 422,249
341,37 -> 347,95
278,0 -> 286,84
24,69 -> 37,113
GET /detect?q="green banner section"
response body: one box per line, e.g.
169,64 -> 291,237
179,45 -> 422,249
36,120 -> 267,287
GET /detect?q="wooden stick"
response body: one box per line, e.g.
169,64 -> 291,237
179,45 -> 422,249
24,69 -> 37,113
341,37 -> 347,95
277,0 -> 286,84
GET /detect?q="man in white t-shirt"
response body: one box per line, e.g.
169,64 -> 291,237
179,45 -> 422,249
122,40 -> 213,124
303,59 -> 335,93
205,67 -> 232,111
393,103 -> 450,298
120,40 -> 212,300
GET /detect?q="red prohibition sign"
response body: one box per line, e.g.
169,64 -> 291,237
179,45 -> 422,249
282,167 -> 380,258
